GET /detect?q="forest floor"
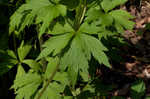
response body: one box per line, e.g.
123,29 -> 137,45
98,0 -> 150,98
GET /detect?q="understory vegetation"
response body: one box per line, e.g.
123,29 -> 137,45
0,0 -> 150,99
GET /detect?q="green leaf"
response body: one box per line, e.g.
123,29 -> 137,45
36,80 -> 67,99
12,68 -> 42,99
60,34 -> 90,86
12,70 -> 41,89
37,33 -> 73,60
60,32 -> 110,87
23,59 -> 42,72
38,4 -> 67,38
14,64 -> 26,80
67,65 -> 78,87
0,50 -> 18,76
98,30 -> 114,39
86,7 -> 134,35
80,33 -> 110,67
131,80 -> 146,99
45,57 -> 59,79
53,72 -> 69,85
109,10 -> 135,31
86,7 -> 113,26
101,0 -> 127,12
79,22 -> 101,34
48,22 -> 74,35
15,80 -> 41,99
35,62 -> 68,99
38,83 -> 61,99
85,6 -> 102,22
131,80 -> 146,93
9,5 -> 26,34
17,41 -> 32,62
53,72 -> 69,92
9,0 -> 67,37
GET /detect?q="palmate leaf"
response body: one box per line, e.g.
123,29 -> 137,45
44,57 -> 59,79
36,83 -> 61,99
80,33 -> 110,67
60,32 -> 110,87
37,21 -> 74,60
9,0 -> 67,38
60,34 -> 90,86
37,4 -> 66,38
14,64 -> 26,81
48,22 -> 74,35
36,33 -> 73,60
23,59 -> 42,72
85,7 -> 113,26
131,80 -> 146,93
85,7 -> 134,36
12,67 -> 42,90
131,80 -> 146,99
35,72 -> 68,99
101,0 -> 127,12
33,57 -> 68,99
38,22 -> 111,87
15,81 -> 41,99
79,22 -> 103,34
0,50 -> 18,76
17,41 -> 32,62
53,72 -> 69,87
109,10 -> 135,31
12,65 -> 42,99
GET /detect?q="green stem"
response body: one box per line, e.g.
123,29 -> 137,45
79,5 -> 86,24
74,0 -> 87,31
36,24 -> 47,72
37,59 -> 60,99
39,37 -> 47,72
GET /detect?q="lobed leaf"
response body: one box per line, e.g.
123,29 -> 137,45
17,41 -> 32,62
36,33 -> 73,60
12,65 -> 42,99
109,10 -> 135,31
48,22 -> 74,35
23,59 -> 42,72
80,33 -> 110,67
101,0 -> 127,12
131,80 -> 146,93
9,0 -> 67,38
0,50 -> 18,76
60,34 -> 90,86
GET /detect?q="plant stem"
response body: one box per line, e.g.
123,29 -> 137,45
74,0 -> 87,31
37,59 -> 60,99
79,7 -> 86,24
79,1 -> 87,24
39,37 -> 47,72
36,24 -> 47,72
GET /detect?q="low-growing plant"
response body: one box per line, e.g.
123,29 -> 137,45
1,0 -> 137,98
